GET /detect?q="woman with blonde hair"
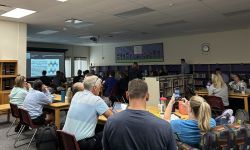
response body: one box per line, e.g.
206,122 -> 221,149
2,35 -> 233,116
164,95 -> 216,148
208,73 -> 229,106
9,75 -> 32,107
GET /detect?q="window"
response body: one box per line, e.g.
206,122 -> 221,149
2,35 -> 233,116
65,57 -> 71,78
74,57 -> 88,76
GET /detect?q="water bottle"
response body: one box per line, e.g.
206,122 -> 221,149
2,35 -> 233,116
61,90 -> 66,102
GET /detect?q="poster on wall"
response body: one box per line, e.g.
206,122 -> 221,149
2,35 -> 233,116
115,43 -> 164,63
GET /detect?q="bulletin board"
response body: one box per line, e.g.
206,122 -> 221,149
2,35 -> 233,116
115,43 -> 164,63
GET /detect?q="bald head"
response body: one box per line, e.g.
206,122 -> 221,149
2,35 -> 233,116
72,82 -> 84,94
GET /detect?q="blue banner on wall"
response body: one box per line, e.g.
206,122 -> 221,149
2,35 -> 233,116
115,43 -> 164,63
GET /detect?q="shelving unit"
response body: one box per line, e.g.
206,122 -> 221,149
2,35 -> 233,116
144,74 -> 194,106
0,60 -> 18,104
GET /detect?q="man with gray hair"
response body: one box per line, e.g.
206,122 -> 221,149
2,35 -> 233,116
63,75 -> 113,150
103,79 -> 176,150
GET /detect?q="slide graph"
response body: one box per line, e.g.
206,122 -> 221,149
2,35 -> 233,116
31,59 -> 59,77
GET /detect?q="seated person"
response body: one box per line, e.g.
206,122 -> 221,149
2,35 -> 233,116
9,75 -> 32,132
164,95 -> 216,148
66,82 -> 84,103
215,68 -> 229,83
9,75 -> 32,107
23,79 -> 53,125
40,70 -> 52,86
207,73 -> 229,106
63,75 -> 113,150
229,74 -> 247,92
73,70 -> 84,83
103,79 -> 176,150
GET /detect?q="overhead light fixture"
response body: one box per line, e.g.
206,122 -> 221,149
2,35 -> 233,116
37,30 -> 58,35
65,18 -> 83,24
1,8 -> 36,18
78,35 -> 93,39
57,0 -> 68,2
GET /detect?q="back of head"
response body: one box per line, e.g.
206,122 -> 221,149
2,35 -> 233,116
15,75 -> 26,88
83,75 -> 101,91
72,82 -> 84,95
42,70 -> 47,76
189,96 -> 211,133
77,70 -> 82,76
181,58 -> 185,63
109,71 -> 115,77
84,70 -> 90,75
128,79 -> 148,100
56,71 -> 60,76
212,73 -> 225,88
33,79 -> 43,92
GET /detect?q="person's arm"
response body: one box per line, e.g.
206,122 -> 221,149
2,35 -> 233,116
207,85 -> 214,95
164,94 -> 175,122
103,108 -> 113,118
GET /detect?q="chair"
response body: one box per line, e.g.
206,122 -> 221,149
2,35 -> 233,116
14,108 -> 42,150
6,103 -> 19,137
205,96 -> 225,118
176,141 -> 199,150
57,130 -> 80,150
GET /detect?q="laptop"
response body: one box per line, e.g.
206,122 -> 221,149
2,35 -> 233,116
112,102 -> 128,113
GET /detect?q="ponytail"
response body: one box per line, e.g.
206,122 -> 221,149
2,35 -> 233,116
190,96 -> 212,133
197,101 -> 211,133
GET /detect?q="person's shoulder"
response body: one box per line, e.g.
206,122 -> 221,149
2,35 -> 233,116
107,110 -> 129,122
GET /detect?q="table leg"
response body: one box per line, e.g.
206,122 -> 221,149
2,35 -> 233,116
55,109 -> 61,129
244,97 -> 249,112
7,109 -> 10,122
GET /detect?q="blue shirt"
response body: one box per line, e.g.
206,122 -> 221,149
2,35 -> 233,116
170,119 -> 216,148
63,90 -> 109,141
104,77 -> 117,97
23,90 -> 53,119
103,109 -> 176,150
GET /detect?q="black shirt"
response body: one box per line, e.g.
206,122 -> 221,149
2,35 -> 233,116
73,75 -> 83,83
40,76 -> 52,86
103,109 -> 176,150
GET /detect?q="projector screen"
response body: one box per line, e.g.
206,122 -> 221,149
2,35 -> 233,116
26,51 -> 65,78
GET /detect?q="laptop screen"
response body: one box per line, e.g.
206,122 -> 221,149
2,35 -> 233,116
113,102 -> 128,112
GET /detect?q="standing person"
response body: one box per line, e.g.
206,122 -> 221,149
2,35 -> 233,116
103,71 -> 117,97
63,75 -> 113,150
117,72 -> 129,99
215,68 -> 229,83
23,79 -> 54,125
73,69 -> 83,83
208,73 -> 229,106
40,70 -> 52,86
181,58 -> 190,74
128,62 -> 142,81
164,95 -> 216,148
103,79 -> 176,150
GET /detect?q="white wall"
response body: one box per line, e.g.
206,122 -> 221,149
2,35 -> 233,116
27,42 -> 90,76
0,20 -> 27,76
90,28 -> 250,66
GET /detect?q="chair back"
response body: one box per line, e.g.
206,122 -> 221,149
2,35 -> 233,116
206,96 -> 225,117
18,108 -> 40,128
57,130 -> 80,150
10,103 -> 19,118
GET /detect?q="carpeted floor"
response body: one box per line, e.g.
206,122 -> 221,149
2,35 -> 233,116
0,114 -> 36,150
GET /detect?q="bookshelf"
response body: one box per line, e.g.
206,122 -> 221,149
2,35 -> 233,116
0,60 -> 18,104
144,74 -> 194,106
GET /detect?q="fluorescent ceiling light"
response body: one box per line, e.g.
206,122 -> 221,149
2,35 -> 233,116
37,30 -> 58,35
57,0 -> 68,2
1,8 -> 36,18
78,35 -> 93,39
65,18 -> 83,24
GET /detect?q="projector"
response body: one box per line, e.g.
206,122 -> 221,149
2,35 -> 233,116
90,37 -> 97,42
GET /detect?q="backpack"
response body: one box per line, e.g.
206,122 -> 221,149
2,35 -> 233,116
235,109 -> 249,124
201,124 -> 250,150
215,109 -> 235,125
35,125 -> 58,150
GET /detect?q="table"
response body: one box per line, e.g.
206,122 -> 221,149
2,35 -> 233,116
196,89 -> 250,112
46,102 -> 70,129
0,104 -> 10,123
98,106 -> 188,123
